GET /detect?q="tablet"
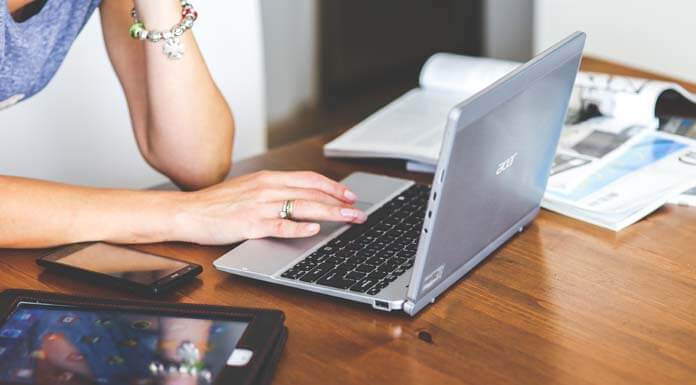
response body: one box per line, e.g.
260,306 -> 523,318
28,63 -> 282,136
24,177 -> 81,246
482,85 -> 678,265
0,290 -> 287,385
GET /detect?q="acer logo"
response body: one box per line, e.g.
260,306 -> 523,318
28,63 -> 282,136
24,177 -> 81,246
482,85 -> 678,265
496,153 -> 518,175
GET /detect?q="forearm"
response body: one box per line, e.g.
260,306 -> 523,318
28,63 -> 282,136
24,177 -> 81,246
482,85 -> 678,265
102,0 -> 235,191
138,1 -> 234,189
0,176 -> 182,248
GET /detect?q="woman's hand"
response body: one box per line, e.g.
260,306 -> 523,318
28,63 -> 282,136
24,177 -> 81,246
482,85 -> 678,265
170,171 -> 367,245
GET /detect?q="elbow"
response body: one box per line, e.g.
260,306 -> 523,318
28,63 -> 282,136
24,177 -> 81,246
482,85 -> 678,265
172,154 -> 233,191
145,141 -> 234,191
144,111 -> 236,190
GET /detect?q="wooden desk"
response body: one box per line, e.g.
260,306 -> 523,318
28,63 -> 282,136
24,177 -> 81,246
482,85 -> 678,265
1,58 -> 695,385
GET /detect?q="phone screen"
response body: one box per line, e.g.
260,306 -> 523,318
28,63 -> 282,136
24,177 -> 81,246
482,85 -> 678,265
0,303 -> 249,384
52,243 -> 189,285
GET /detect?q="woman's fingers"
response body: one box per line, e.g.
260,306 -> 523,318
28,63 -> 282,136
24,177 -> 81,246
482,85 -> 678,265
259,171 -> 358,203
255,187 -> 346,207
254,220 -> 321,239
261,200 -> 367,224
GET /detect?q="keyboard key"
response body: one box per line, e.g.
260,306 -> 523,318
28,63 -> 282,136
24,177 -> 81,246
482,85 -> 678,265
281,269 -> 306,280
398,250 -> 417,259
355,264 -> 376,273
340,262 -> 358,271
337,250 -> 357,258
384,274 -> 399,282
372,241 -> 389,250
317,272 -> 357,290
404,244 -> 419,253
327,238 -> 346,248
317,246 -> 336,255
377,262 -> 399,273
306,253 -> 330,264
346,242 -> 365,251
350,278 -> 380,293
386,229 -> 406,237
300,263 -> 334,283
349,255 -> 369,264
365,257 -> 385,266
362,248 -> 380,257
326,256 -> 345,265
373,224 -> 393,232
366,271 -> 388,281
345,271 -> 367,281
393,257 -> 408,266
366,287 -> 382,296
333,264 -> 353,274
383,218 -> 403,227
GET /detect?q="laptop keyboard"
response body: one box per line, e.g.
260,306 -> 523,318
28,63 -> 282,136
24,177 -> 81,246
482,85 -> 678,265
281,183 -> 430,296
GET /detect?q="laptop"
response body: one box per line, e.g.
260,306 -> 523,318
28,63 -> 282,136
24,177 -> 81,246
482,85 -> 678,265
215,32 -> 586,316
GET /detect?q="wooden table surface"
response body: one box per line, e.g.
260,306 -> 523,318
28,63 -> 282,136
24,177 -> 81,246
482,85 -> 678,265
2,58 -> 695,385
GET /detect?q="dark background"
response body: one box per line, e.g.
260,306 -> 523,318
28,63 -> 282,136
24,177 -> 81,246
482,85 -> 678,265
319,0 -> 484,108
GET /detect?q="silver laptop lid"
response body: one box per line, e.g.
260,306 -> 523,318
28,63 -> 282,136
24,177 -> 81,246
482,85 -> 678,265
407,32 -> 586,303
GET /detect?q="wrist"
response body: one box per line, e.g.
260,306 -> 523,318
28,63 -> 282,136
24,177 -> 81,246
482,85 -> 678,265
99,189 -> 190,244
157,190 -> 203,244
151,190 -> 193,243
134,0 -> 182,31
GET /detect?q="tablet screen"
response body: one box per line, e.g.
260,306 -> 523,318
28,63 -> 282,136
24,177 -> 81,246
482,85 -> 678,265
0,303 -> 249,385
52,243 -> 189,285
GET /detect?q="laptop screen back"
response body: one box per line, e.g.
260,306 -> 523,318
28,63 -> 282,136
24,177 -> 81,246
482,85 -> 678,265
408,33 -> 585,302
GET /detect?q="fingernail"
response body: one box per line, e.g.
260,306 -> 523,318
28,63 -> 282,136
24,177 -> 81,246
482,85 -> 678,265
344,190 -> 358,201
306,223 -> 320,233
341,209 -> 367,222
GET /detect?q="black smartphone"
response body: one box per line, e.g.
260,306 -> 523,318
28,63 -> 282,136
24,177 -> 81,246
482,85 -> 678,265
37,243 -> 202,295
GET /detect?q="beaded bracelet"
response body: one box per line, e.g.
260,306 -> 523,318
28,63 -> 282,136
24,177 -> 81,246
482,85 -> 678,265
129,0 -> 198,60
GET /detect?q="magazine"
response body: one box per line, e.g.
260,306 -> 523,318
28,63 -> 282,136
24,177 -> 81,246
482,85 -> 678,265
543,133 -> 696,230
549,72 -> 696,192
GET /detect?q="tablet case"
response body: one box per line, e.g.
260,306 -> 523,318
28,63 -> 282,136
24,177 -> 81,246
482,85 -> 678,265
0,289 -> 288,385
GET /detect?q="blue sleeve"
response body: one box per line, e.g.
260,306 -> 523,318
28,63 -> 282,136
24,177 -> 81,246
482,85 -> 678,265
0,0 -> 7,66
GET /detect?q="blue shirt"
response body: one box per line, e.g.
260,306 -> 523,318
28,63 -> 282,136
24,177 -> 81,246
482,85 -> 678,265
0,0 -> 101,108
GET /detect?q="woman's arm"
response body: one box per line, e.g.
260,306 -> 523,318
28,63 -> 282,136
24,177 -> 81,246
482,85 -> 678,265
0,175 -> 176,248
0,171 -> 366,249
100,0 -> 234,191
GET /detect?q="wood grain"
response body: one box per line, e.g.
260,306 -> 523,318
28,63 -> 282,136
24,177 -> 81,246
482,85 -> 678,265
1,58 -> 695,385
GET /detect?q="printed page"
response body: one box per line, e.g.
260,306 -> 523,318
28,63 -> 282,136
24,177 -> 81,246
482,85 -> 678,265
324,53 -> 520,163
574,72 -> 696,123
544,133 -> 696,230
419,53 -> 520,94
549,116 -> 658,192
670,185 -> 696,207
324,88 -> 469,164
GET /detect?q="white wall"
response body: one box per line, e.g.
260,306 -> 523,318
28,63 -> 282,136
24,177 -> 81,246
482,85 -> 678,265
484,0 -> 534,62
0,1 -> 267,189
535,0 -> 696,82
260,0 -> 318,126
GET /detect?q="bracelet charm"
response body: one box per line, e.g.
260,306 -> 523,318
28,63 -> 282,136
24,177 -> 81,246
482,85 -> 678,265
163,37 -> 185,60
129,1 -> 198,60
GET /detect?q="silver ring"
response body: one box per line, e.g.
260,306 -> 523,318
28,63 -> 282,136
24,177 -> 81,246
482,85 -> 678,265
279,200 -> 295,220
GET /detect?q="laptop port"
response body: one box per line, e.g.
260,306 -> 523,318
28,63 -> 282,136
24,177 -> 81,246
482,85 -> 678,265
373,300 -> 390,311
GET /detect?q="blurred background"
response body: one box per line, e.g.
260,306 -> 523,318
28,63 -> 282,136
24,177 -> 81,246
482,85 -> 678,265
264,0 -> 696,147
1,0 -> 693,188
